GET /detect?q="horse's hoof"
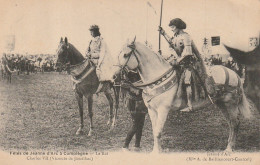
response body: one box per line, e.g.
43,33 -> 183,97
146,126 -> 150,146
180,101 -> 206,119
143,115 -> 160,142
150,150 -> 160,155
112,118 -> 116,127
163,148 -> 170,152
180,107 -> 193,112
122,147 -> 130,152
224,148 -> 233,153
133,147 -> 141,152
87,130 -> 93,137
151,147 -> 161,154
106,120 -> 112,126
76,130 -> 83,135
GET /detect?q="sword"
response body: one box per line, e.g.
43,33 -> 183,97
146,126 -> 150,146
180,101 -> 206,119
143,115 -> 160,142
191,66 -> 214,105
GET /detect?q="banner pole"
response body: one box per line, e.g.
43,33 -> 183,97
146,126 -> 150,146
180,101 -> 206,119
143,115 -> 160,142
158,0 -> 164,55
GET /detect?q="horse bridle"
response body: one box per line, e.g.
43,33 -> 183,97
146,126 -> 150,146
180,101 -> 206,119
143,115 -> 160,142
57,42 -> 71,69
111,43 -> 138,85
118,43 -> 140,72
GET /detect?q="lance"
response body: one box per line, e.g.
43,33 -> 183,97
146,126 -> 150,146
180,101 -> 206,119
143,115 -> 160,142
158,0 -> 164,55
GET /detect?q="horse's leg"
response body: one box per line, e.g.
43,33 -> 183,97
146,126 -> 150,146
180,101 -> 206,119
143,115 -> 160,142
75,92 -> 84,135
1,70 -> 3,80
152,107 -> 170,153
226,107 -> 240,152
104,90 -> 114,128
87,95 -> 94,136
112,86 -> 120,128
216,96 -> 240,152
147,108 -> 159,153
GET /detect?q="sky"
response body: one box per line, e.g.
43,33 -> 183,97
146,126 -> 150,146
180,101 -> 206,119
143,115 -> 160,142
0,0 -> 259,58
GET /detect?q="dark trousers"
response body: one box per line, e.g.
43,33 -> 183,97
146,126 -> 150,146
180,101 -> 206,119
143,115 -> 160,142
123,99 -> 146,148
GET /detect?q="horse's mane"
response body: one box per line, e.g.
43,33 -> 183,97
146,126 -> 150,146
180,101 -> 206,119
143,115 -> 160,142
135,42 -> 170,66
68,43 -> 84,59
65,43 -> 85,60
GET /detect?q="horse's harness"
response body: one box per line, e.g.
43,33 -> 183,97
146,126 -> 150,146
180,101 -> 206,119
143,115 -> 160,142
118,44 -> 139,71
58,43 -> 96,84
57,43 -> 71,71
116,44 -> 180,102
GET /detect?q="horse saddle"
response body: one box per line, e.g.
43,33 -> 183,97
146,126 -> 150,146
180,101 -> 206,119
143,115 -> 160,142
207,66 -> 242,97
70,60 -> 96,84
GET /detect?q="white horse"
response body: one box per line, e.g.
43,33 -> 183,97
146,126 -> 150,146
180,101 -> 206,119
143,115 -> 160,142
112,38 -> 252,153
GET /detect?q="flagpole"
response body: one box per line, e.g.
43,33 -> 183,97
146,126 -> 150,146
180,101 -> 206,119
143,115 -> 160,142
146,2 -> 148,46
158,0 -> 163,55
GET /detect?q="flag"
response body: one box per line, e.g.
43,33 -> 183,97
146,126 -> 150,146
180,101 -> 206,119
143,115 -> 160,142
4,35 -> 15,51
147,1 -> 157,15
211,36 -> 220,46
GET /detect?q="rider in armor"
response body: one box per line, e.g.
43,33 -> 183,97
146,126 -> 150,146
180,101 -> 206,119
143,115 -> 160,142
159,18 -> 209,112
86,25 -> 113,93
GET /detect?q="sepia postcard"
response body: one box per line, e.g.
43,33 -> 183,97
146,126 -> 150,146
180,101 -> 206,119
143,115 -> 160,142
0,0 -> 259,164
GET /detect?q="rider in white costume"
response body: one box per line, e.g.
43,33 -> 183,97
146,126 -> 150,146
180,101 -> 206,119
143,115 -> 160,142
86,25 -> 114,93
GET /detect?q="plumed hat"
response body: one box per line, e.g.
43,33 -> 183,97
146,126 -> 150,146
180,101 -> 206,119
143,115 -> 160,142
89,25 -> 99,31
169,18 -> 186,29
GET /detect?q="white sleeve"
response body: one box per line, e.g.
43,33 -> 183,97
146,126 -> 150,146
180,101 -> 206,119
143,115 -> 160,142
97,39 -> 107,67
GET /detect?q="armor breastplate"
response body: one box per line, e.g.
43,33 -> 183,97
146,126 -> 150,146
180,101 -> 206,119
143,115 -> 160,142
172,35 -> 184,56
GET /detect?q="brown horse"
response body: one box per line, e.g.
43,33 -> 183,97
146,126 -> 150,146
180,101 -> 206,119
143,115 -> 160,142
56,37 -> 119,136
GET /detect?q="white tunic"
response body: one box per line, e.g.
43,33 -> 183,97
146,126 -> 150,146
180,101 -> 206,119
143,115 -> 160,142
87,36 -> 114,81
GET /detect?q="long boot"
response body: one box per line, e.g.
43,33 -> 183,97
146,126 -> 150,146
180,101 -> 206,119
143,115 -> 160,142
180,85 -> 193,112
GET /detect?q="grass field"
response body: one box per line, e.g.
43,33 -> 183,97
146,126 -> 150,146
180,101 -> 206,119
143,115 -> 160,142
0,72 -> 259,153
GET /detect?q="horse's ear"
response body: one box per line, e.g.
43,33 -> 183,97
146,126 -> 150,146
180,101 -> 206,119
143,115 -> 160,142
65,37 -> 68,44
128,36 -> 136,49
128,44 -> 136,50
132,36 -> 136,43
60,37 -> 63,43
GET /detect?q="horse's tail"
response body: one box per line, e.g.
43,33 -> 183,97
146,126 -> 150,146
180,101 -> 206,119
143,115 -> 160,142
238,80 -> 252,119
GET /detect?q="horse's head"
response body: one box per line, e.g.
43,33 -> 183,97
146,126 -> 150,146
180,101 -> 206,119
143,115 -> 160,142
117,36 -> 139,71
56,37 -> 85,69
56,37 -> 70,66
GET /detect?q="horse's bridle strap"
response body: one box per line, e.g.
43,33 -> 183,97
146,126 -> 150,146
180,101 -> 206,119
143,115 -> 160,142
133,67 -> 173,88
143,73 -> 177,102
69,59 -> 88,70
71,65 -> 95,84
122,49 -> 136,69
89,57 -> 99,59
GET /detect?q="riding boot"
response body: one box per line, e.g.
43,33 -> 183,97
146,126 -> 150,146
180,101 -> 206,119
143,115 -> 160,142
180,85 -> 193,112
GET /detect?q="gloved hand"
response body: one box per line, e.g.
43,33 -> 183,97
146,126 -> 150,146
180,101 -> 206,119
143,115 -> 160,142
85,51 -> 91,58
158,26 -> 165,35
